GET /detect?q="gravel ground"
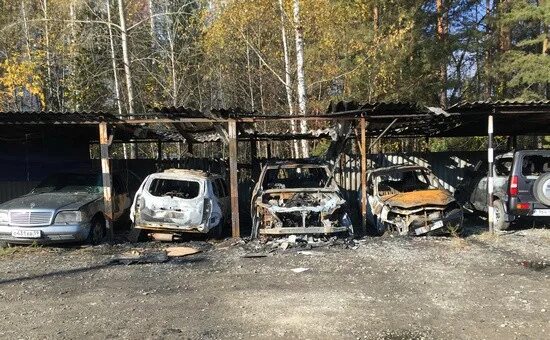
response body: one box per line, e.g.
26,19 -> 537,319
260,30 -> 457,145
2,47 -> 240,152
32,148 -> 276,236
0,225 -> 548,339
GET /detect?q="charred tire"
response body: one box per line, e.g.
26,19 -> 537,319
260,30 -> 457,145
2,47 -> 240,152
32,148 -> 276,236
87,217 -> 106,245
208,219 -> 224,239
533,173 -> 550,206
368,217 -> 386,236
493,199 -> 510,231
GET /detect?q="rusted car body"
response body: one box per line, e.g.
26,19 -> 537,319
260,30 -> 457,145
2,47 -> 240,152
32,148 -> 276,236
366,165 -> 463,235
251,161 -> 353,237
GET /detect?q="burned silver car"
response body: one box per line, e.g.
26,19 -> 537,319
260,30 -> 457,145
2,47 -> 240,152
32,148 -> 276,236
366,165 -> 463,236
130,169 -> 230,239
251,161 -> 353,237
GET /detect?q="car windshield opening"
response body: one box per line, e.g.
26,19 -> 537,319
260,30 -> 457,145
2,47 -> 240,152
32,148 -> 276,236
148,179 -> 200,199
32,174 -> 102,194
263,166 -> 329,189
522,155 -> 550,177
376,169 -> 435,196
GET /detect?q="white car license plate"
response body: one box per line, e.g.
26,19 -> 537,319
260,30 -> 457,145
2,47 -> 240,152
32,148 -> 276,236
11,229 -> 41,238
532,209 -> 550,217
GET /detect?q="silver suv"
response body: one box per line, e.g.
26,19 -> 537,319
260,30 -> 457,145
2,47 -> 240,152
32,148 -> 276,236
130,169 -> 230,239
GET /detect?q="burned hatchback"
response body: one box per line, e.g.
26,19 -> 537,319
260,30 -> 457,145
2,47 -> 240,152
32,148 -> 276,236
366,165 -> 463,236
251,161 -> 353,237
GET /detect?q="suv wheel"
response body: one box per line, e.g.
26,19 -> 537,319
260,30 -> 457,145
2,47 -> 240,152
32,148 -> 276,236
533,173 -> 550,206
493,199 -> 510,231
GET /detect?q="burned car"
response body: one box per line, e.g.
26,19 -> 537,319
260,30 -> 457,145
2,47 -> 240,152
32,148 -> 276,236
366,165 -> 463,236
130,169 -> 229,239
251,161 -> 353,237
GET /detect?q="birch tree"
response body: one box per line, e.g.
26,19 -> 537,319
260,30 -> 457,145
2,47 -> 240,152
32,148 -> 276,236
292,0 -> 309,158
278,0 -> 300,158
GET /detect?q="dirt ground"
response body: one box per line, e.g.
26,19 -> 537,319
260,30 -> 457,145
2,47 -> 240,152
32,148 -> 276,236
0,223 -> 549,339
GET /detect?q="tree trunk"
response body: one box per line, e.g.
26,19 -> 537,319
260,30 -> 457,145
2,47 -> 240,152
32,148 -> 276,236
69,0 -> 78,111
292,0 -> 309,158
436,0 -> 448,108
117,0 -> 136,158
278,0 -> 300,158
41,0 -> 53,110
106,0 -> 128,159
117,0 -> 135,116
484,0 -> 493,99
245,40 -> 255,111
498,0 -> 511,98
373,4 -> 379,34
106,0 -> 123,117
21,1 -> 31,60
541,0 -> 549,99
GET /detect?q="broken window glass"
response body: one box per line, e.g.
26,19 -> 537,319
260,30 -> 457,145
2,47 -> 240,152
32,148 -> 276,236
262,166 -> 329,189
148,179 -> 200,199
376,170 -> 434,195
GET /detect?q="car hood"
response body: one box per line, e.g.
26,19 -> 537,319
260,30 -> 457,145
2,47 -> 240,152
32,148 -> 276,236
380,189 -> 454,209
0,192 -> 102,211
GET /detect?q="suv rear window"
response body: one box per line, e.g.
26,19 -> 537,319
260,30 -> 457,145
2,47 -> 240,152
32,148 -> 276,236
522,155 -> 550,177
148,179 -> 200,199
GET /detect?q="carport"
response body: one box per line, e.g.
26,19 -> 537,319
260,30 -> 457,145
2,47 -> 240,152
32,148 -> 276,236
1,100 -> 548,241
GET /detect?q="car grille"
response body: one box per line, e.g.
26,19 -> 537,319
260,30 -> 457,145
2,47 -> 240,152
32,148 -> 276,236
9,211 -> 53,226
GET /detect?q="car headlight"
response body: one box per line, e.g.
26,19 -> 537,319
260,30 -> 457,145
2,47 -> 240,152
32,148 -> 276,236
0,210 -> 8,223
54,211 -> 82,224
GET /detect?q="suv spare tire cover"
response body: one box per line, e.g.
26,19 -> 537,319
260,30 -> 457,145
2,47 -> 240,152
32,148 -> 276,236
533,172 -> 550,206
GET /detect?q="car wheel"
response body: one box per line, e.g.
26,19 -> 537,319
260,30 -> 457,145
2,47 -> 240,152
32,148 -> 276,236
493,199 -> 510,231
368,216 -> 386,236
533,173 -> 550,206
87,218 -> 106,245
208,218 -> 224,240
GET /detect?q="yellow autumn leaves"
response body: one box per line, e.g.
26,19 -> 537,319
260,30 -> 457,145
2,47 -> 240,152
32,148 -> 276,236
0,56 -> 45,109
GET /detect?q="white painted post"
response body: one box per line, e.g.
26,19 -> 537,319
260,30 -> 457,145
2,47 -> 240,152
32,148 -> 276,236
487,114 -> 494,233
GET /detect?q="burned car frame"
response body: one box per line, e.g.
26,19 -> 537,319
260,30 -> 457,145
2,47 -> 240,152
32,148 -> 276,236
366,165 -> 463,236
251,161 -> 353,238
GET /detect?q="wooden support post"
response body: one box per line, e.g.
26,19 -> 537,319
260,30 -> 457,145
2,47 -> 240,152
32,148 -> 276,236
157,141 -> 162,161
99,122 -> 114,242
251,136 -> 259,181
487,114 -> 495,233
360,116 -> 368,234
228,118 -> 240,238
178,140 -> 184,158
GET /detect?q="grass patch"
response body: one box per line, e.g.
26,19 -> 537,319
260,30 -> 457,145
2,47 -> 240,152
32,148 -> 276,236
476,231 -> 501,243
0,242 -> 45,257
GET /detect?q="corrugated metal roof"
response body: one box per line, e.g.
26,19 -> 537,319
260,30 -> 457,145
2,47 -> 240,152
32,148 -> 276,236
0,111 -> 118,124
448,100 -> 550,112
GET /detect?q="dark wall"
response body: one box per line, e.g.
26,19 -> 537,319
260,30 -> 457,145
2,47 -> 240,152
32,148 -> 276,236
0,136 -> 93,181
